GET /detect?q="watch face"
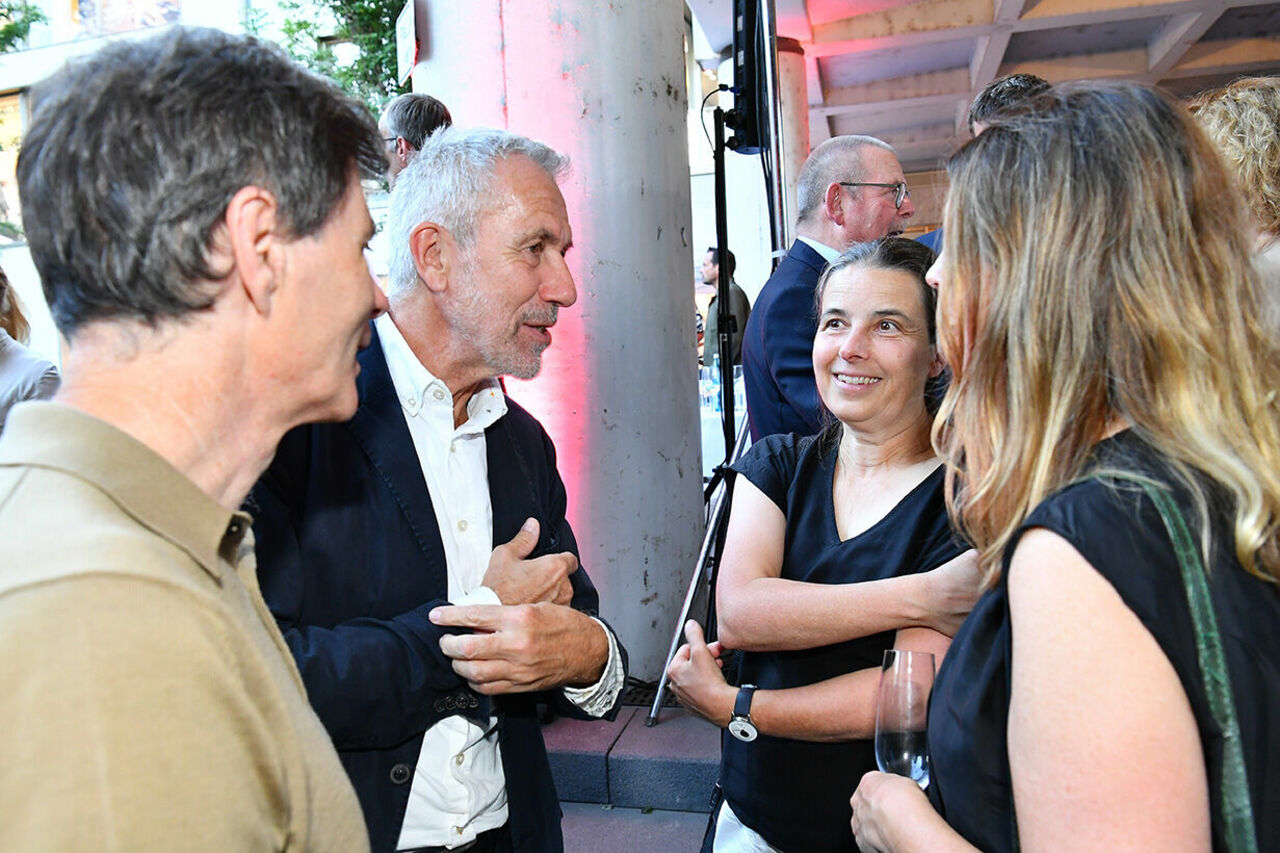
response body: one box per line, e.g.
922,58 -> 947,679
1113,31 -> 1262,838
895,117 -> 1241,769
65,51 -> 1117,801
728,717 -> 758,742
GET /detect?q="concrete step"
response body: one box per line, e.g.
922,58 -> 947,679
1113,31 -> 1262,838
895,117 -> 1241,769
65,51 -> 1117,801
562,802 -> 709,852
543,705 -> 720,813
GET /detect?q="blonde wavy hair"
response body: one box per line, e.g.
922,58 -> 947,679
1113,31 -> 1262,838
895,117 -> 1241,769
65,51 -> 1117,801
1187,77 -> 1280,237
934,81 -> 1280,586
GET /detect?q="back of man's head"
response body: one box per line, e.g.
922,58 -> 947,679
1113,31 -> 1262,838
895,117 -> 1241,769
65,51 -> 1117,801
17,26 -> 384,338
795,135 -> 894,226
387,127 -> 569,297
968,73 -> 1050,135
381,93 -> 453,150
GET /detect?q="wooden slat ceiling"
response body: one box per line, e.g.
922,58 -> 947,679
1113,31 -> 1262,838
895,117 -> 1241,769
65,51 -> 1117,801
691,0 -> 1280,173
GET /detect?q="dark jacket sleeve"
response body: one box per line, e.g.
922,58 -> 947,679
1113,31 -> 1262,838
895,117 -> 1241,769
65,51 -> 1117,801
248,426 -> 487,751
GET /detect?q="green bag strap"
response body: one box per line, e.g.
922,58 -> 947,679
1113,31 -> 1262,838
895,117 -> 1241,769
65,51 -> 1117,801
1092,472 -> 1258,853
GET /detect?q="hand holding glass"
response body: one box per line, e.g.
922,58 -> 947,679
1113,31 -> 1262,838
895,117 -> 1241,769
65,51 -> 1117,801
874,649 -> 935,789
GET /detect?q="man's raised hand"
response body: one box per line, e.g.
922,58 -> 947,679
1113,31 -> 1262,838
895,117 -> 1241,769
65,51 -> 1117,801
481,517 -> 575,606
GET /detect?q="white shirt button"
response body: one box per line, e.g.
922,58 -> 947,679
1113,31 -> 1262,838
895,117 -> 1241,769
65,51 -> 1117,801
453,826 -> 463,835
433,388 -> 446,401
406,397 -> 416,407
457,520 -> 468,532
455,753 -> 464,766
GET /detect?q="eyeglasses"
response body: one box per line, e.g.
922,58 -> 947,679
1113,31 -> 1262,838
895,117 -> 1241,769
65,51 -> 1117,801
383,136 -> 398,146
838,181 -> 910,209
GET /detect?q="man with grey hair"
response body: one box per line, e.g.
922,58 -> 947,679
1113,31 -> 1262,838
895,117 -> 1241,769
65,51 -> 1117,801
1,27 -> 384,848
250,126 -> 627,852
741,135 -> 915,440
379,92 -> 453,186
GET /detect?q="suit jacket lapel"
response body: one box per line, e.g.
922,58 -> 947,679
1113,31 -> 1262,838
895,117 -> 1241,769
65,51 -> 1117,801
345,324 -> 450,591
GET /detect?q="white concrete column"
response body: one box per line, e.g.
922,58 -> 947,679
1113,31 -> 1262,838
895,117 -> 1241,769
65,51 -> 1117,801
776,37 -> 808,241
412,0 -> 702,679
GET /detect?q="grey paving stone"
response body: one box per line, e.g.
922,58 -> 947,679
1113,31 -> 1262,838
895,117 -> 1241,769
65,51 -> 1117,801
545,707 -> 638,803
562,802 -> 709,853
606,708 -> 720,813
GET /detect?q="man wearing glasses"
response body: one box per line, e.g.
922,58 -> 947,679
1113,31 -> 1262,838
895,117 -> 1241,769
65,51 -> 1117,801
379,92 -> 453,187
742,135 -> 915,440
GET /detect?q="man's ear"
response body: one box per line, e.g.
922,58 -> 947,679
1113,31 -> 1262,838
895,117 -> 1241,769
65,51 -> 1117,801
825,182 -> 846,226
395,137 -> 412,166
224,185 -> 282,316
410,222 -> 453,294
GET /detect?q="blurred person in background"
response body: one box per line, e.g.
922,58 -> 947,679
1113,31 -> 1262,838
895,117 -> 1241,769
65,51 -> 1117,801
379,92 -> 453,187
0,265 -> 58,432
915,73 -> 1049,253
701,246 -> 751,367
1189,76 -> 1280,328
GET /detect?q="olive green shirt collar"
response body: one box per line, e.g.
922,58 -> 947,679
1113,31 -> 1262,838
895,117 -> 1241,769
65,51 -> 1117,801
0,402 -> 250,578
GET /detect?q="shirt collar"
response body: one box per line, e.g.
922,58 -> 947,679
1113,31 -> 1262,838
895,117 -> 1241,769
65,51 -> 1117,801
796,236 -> 841,264
0,402 -> 248,578
374,312 -> 507,432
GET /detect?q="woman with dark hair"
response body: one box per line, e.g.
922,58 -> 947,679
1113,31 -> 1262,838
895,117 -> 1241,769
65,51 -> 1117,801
850,81 -> 1280,851
0,266 -> 58,432
668,237 -> 978,852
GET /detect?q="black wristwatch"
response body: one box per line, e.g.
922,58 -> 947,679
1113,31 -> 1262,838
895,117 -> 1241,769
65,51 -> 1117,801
727,683 -> 758,742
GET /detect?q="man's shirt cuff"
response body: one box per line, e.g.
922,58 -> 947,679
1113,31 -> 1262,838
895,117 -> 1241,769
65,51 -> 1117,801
561,618 -> 624,717
456,585 -> 502,607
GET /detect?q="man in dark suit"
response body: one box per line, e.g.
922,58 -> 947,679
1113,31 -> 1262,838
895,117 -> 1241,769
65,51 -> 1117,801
742,136 -> 915,440
249,128 -> 626,853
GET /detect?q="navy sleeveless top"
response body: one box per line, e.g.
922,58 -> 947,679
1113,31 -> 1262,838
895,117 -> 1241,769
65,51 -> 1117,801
722,432 -> 965,852
928,432 -> 1280,851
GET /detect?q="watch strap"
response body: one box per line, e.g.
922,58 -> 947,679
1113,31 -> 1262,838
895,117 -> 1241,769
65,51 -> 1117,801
733,683 -> 757,720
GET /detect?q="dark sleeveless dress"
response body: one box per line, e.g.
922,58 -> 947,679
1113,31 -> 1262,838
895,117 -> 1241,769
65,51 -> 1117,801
928,432 -> 1280,851
722,432 -> 965,852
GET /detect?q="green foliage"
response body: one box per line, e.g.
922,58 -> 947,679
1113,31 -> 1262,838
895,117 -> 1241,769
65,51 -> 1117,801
0,0 -> 48,54
273,0 -> 407,115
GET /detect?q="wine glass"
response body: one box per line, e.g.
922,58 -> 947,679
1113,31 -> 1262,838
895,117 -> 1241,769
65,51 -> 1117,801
874,649 -> 935,789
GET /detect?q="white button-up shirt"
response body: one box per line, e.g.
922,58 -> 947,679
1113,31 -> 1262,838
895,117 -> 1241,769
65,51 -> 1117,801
376,314 -> 623,851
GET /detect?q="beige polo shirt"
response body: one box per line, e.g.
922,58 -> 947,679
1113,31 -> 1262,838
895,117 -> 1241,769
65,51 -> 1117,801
0,402 -> 368,851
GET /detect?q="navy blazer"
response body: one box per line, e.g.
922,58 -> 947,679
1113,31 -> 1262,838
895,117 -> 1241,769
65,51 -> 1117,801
248,325 -> 625,852
915,228 -> 943,251
741,240 -> 829,441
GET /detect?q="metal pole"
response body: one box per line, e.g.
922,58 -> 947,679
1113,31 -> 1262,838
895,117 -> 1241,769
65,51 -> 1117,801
712,107 -> 735,458
647,418 -> 752,726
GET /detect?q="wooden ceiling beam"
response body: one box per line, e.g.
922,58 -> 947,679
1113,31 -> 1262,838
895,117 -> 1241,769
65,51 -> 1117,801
1145,7 -> 1223,78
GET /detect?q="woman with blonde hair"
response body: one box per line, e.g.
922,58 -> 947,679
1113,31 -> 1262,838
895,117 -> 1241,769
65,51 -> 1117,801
0,266 -> 58,432
1189,76 -> 1280,323
850,81 -> 1280,851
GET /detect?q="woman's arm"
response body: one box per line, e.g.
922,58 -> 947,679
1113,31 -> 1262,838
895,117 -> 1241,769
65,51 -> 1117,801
715,478 -> 980,651
1006,528 -> 1210,852
667,621 -> 949,742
